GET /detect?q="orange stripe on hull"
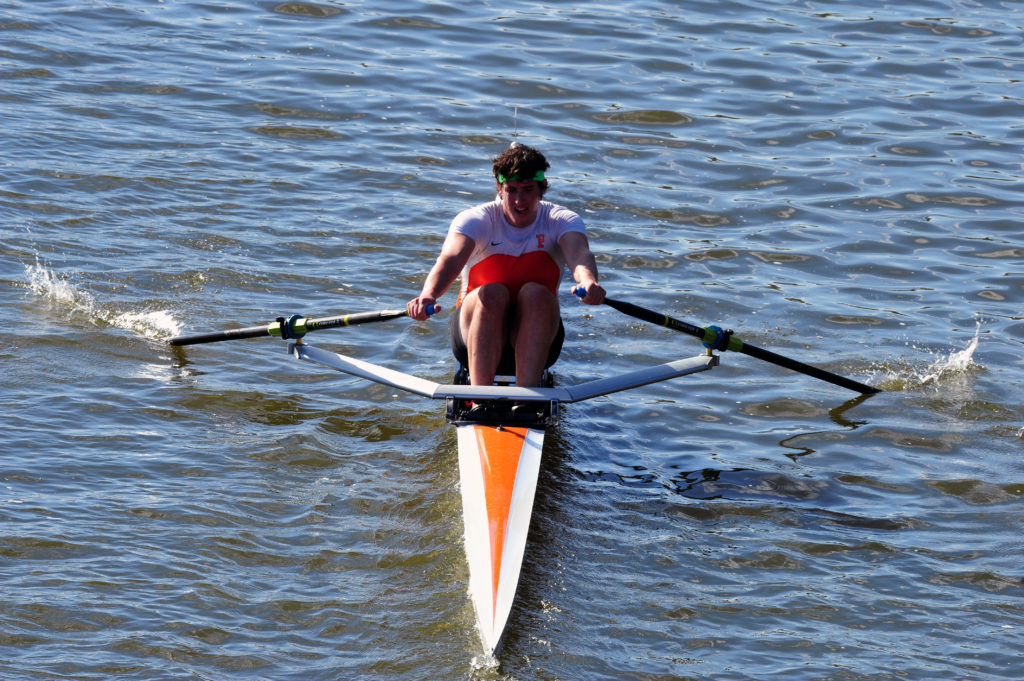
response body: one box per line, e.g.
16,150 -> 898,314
473,426 -> 531,624
458,422 -> 544,654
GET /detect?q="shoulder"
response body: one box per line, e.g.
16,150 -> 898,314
450,200 -> 501,238
453,200 -> 501,226
540,201 -> 585,233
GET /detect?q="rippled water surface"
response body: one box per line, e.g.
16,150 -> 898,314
3,1 -> 1023,680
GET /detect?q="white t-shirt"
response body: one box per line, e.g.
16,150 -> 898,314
449,199 -> 586,306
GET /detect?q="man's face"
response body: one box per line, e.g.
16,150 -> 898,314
498,179 -> 544,228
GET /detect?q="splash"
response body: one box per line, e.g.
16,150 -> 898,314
918,322 -> 980,385
469,652 -> 501,675
26,261 -> 84,309
874,322 -> 982,392
110,309 -> 183,340
25,262 -> 182,340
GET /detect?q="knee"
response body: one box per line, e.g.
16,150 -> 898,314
516,283 -> 559,326
471,283 -> 511,311
517,282 -> 556,308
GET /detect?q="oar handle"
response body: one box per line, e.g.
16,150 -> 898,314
168,305 -> 438,347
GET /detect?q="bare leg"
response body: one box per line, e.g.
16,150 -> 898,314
460,283 -> 511,386
510,282 -> 560,387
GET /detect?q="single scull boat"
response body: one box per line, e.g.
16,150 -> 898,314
285,340 -> 716,654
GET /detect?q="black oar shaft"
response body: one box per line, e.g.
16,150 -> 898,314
604,298 -> 706,339
738,340 -> 880,395
306,309 -> 408,331
602,297 -> 880,395
168,325 -> 270,346
168,309 -> 416,347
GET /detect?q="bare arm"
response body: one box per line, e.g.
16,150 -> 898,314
407,232 -> 476,320
560,231 -> 606,305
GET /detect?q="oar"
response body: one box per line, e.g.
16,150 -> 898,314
168,306 -> 436,347
593,295 -> 880,395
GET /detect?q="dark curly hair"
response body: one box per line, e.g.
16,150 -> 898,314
492,143 -> 550,186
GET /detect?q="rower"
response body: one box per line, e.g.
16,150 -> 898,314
406,143 -> 606,394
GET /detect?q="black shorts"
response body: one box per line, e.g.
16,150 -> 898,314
450,311 -> 565,376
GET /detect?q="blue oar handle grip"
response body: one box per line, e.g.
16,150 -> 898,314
425,304 -> 438,316
572,285 -> 586,299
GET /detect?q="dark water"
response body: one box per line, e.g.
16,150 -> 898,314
2,1 -> 1022,679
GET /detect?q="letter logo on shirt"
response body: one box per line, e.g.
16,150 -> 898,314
536,234 -> 546,249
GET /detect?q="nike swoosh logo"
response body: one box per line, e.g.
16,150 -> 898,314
490,241 -> 503,246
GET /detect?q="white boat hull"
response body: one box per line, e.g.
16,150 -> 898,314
457,423 -> 545,655
286,342 -> 716,653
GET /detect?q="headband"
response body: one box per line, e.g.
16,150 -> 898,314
497,170 -> 546,183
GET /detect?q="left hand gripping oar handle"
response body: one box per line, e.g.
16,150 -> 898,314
168,305 -> 437,347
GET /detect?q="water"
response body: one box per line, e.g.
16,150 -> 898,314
2,1 -> 1022,679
